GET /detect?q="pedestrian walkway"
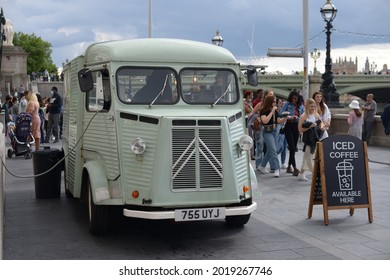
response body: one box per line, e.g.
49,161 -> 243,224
1,138 -> 390,260
252,143 -> 390,260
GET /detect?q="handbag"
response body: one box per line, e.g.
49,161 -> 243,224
263,113 -> 276,133
253,117 -> 261,131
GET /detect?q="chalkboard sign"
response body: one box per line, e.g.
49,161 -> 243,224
308,134 -> 373,225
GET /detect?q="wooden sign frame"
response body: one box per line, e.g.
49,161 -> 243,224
308,136 -> 373,225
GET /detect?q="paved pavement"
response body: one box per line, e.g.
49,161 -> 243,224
1,138 -> 390,260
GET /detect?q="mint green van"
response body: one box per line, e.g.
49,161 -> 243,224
62,38 -> 258,234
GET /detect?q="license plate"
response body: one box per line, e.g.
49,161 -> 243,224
174,207 -> 226,221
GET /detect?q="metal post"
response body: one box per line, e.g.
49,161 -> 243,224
320,0 -> 340,108
302,0 -> 309,101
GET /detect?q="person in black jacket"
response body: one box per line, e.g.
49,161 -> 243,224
381,104 -> 390,135
0,95 -> 13,136
44,86 -> 62,143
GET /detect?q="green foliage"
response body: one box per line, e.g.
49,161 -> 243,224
13,32 -> 57,74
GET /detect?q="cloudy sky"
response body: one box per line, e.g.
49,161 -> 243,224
2,0 -> 390,74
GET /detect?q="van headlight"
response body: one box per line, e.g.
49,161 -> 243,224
238,135 -> 253,151
131,137 -> 146,154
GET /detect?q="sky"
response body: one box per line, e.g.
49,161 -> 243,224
2,0 -> 390,74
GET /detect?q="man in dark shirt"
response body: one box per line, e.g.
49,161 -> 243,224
45,86 -> 62,143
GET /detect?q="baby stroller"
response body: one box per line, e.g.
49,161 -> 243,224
7,112 -> 35,159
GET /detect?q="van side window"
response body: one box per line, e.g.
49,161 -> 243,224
87,70 -> 111,111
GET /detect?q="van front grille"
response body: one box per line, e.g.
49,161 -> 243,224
171,127 -> 222,189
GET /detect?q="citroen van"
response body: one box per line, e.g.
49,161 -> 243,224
62,38 -> 258,234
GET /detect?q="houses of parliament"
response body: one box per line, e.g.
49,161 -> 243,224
332,56 -> 389,75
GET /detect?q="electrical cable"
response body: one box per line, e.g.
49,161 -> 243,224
0,110 -> 100,179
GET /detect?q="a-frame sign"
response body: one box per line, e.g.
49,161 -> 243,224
308,134 -> 373,225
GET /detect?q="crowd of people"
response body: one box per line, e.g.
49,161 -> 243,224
0,86 -> 63,151
244,89 -> 388,181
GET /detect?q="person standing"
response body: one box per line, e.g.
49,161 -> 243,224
361,93 -> 377,144
381,103 -> 390,135
0,95 -> 13,135
25,91 -> 41,150
347,100 -> 363,139
297,98 -> 326,181
280,90 -> 304,176
252,89 -> 264,108
312,91 -> 331,138
10,96 -> 19,122
45,86 -> 62,143
36,94 -> 45,144
19,94 -> 28,113
256,95 -> 287,178
244,90 -> 254,116
17,84 -> 25,101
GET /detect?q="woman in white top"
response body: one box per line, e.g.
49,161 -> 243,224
312,91 -> 331,139
348,100 -> 363,139
298,98 -> 326,181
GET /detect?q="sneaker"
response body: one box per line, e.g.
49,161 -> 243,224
298,173 -> 308,181
287,166 -> 294,173
257,166 -> 269,174
281,163 -> 287,169
274,170 -> 280,177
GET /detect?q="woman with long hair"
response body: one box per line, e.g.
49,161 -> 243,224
256,95 -> 287,178
25,90 -> 41,150
298,98 -> 320,181
280,90 -> 304,176
312,91 -> 331,139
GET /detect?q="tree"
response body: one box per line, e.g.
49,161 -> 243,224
13,32 -> 57,75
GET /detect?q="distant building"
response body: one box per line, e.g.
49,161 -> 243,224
332,56 -> 358,74
362,57 -> 388,74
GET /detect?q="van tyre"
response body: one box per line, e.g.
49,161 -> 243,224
225,214 -> 251,226
88,181 -> 109,235
7,148 -> 13,158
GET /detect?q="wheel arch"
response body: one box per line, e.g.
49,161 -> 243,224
82,160 -> 110,204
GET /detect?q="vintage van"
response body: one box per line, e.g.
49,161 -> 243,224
62,38 -> 258,234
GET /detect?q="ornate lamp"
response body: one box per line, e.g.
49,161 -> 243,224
212,30 -> 223,47
320,0 -> 340,107
310,48 -> 321,74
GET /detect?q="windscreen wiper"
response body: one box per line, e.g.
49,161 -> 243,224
148,74 -> 169,108
211,78 -> 232,107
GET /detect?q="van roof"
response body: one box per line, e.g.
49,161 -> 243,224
84,38 -> 237,65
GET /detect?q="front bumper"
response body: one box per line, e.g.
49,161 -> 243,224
123,201 -> 257,220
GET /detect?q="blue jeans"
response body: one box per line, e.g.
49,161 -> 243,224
254,129 -> 264,168
260,130 -> 280,171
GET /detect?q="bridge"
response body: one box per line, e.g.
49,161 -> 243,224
253,74 -> 390,106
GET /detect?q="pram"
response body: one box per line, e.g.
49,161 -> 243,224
7,112 -> 35,159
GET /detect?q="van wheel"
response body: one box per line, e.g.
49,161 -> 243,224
88,181 -> 109,235
7,149 -> 13,158
225,214 -> 251,227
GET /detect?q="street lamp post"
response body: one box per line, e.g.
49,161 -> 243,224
310,48 -> 321,74
320,0 -> 340,107
212,30 -> 223,47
